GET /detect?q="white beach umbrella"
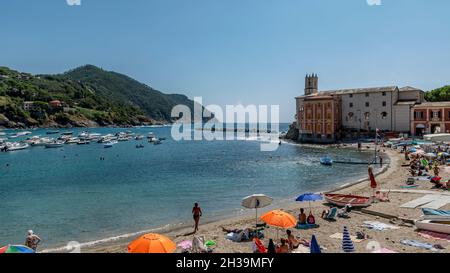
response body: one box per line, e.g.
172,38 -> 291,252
241,194 -> 273,228
425,153 -> 437,158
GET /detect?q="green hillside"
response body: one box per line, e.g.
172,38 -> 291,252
0,65 -> 196,128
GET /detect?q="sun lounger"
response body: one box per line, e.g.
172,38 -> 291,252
323,207 -> 337,221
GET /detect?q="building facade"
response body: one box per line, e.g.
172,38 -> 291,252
296,74 -> 341,143
411,102 -> 450,136
295,74 -> 425,142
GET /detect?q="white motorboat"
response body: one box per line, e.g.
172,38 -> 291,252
104,140 -> 118,148
45,142 -> 64,148
415,220 -> 450,235
6,142 -> 29,151
65,138 -> 80,144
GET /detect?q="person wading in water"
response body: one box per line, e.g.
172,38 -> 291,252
192,202 -> 203,233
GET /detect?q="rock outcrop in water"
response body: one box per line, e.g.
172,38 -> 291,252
284,122 -> 299,141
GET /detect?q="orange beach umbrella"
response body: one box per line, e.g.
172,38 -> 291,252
260,210 -> 296,229
128,233 -> 176,253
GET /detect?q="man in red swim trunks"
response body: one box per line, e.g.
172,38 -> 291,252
192,202 -> 203,233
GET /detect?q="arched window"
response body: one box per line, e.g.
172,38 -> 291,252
381,112 -> 388,119
364,112 -> 370,120
348,112 -> 354,120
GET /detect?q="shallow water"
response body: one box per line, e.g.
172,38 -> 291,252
0,125 -> 375,249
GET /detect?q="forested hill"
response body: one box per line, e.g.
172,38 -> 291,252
0,65 -> 196,128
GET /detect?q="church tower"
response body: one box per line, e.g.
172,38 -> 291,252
304,73 -> 318,96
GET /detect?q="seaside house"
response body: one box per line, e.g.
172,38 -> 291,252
410,102 -> 450,136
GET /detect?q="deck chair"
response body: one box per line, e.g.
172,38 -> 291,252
253,238 -> 267,253
323,207 -> 337,221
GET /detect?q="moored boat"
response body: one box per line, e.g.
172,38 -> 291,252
415,220 -> 450,235
45,142 -> 64,148
104,140 -> 118,148
320,156 -> 333,166
324,193 -> 373,208
5,142 -> 29,152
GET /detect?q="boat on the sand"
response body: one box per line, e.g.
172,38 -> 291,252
324,193 -> 373,208
415,219 -> 450,235
421,208 -> 450,221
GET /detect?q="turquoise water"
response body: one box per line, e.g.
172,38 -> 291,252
0,125 -> 375,249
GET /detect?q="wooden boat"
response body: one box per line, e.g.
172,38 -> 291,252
422,208 -> 450,221
415,220 -> 450,235
324,193 -> 372,208
320,156 -> 333,166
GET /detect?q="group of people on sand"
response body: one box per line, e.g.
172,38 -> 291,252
266,229 -> 309,254
408,152 -> 450,189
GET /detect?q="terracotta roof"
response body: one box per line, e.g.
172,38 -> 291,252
318,86 -> 398,95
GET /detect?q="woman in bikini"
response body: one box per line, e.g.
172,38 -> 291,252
192,203 -> 202,233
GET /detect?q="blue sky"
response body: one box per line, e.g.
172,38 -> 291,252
1,0 -> 449,122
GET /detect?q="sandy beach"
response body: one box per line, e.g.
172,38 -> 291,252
67,143 -> 449,254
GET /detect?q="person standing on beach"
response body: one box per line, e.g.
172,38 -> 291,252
192,203 -> 202,233
379,156 -> 383,167
25,230 -> 41,252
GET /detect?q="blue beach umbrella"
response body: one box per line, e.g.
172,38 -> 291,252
342,226 -> 355,253
310,235 -> 321,254
295,193 -> 323,211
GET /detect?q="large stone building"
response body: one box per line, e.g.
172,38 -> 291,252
295,74 -> 425,143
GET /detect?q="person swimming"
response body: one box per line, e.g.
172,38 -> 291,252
192,202 -> 203,233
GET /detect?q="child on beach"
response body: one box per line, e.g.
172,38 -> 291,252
276,238 -> 289,253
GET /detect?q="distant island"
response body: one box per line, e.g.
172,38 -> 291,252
0,65 -> 197,128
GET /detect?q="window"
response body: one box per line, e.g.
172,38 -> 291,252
364,112 -> 370,120
349,94 -> 353,98
382,101 -> 387,107
349,103 -> 353,108
365,93 -> 369,97
415,111 -> 424,120
365,102 -> 370,107
381,112 -> 388,119
382,92 -> 386,96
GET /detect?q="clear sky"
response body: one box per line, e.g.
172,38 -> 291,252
1,0 -> 449,122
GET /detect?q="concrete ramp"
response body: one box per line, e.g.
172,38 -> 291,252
400,195 -> 436,208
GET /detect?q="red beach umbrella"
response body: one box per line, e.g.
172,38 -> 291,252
369,167 -> 377,189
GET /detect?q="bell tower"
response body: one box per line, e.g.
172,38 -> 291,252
305,73 -> 318,96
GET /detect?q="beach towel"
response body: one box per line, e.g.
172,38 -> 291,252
362,221 -> 400,231
400,185 -> 418,189
296,223 -> 319,230
400,240 -> 437,251
417,230 -> 450,242
329,233 -> 364,243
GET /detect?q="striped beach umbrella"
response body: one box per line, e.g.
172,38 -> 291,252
342,226 -> 355,253
0,245 -> 34,254
310,235 -> 321,254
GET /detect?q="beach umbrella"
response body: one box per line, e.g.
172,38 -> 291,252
128,233 -> 176,253
295,193 -> 323,212
242,194 -> 273,228
260,210 -> 297,240
342,226 -> 355,253
0,245 -> 34,254
310,235 -> 321,254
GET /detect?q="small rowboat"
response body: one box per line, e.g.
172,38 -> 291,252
421,208 -> 450,221
324,194 -> 372,208
415,220 -> 450,235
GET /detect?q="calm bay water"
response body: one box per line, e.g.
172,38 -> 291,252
0,124 -> 375,249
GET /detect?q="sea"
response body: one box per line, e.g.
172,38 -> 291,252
0,123 -> 377,250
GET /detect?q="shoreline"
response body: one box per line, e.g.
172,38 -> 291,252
41,142 -> 391,253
